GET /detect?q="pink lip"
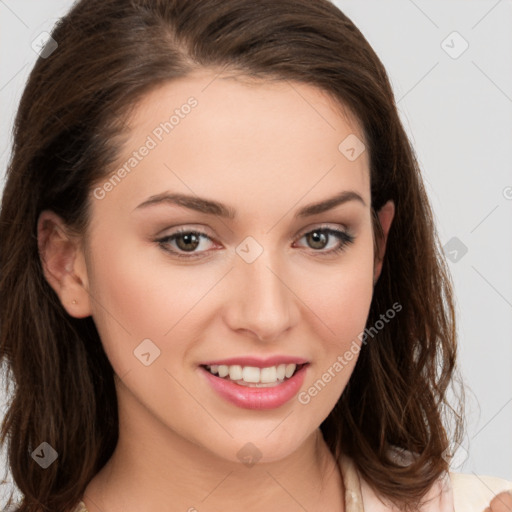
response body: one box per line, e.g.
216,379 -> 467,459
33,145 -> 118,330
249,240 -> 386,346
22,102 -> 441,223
199,355 -> 309,368
199,363 -> 309,410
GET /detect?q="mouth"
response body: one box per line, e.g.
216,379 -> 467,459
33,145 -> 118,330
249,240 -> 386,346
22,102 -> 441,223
198,362 -> 310,410
200,362 -> 308,388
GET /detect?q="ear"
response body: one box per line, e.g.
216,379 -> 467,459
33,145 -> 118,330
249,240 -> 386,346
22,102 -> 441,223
373,200 -> 395,284
37,210 -> 92,318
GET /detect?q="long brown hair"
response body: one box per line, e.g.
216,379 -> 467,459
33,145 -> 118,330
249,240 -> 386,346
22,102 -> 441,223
0,1 -> 463,510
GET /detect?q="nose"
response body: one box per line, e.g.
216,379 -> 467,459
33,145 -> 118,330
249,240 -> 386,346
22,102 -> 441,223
223,248 -> 299,342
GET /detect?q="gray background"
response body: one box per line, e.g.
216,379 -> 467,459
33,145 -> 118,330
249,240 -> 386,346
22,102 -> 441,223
1,0 -> 511,504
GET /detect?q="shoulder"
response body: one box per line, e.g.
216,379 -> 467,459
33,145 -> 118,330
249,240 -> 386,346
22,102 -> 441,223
358,470 -> 512,511
450,472 -> 512,511
339,452 -> 512,511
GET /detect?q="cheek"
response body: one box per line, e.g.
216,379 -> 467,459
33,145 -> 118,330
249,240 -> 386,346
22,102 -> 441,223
295,248 -> 374,420
87,226 -> 197,322
85,231 -> 220,371
309,269 -> 372,325
300,234 -> 375,345
84,230 -> 167,370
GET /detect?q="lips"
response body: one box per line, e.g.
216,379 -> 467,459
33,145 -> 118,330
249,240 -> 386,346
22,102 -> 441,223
199,362 -> 309,410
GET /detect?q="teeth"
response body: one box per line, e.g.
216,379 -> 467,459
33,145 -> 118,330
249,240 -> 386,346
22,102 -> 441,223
217,365 -> 229,378
229,365 -> 243,381
205,363 -> 300,384
242,366 -> 260,383
260,366 -> 277,383
285,364 -> 297,378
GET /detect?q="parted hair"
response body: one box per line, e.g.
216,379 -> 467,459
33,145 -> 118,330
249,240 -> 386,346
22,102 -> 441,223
0,1 -> 463,510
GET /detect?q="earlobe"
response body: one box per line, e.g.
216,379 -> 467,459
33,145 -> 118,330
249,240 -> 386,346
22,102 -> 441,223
373,200 -> 395,284
37,210 -> 92,318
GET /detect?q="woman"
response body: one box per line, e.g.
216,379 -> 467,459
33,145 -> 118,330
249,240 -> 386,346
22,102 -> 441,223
0,0 -> 510,511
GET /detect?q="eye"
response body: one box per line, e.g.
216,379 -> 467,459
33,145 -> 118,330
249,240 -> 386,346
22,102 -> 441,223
294,227 -> 355,256
156,225 -> 355,260
157,228 -> 216,259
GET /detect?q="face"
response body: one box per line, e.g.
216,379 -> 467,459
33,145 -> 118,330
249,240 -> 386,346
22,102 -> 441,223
40,70 -> 394,465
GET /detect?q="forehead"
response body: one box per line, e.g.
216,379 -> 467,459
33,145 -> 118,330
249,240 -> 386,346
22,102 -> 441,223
97,70 -> 370,214
127,69 -> 365,144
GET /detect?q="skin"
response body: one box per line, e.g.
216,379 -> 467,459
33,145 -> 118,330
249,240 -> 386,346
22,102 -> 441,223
485,491 -> 512,512
37,70 -> 395,512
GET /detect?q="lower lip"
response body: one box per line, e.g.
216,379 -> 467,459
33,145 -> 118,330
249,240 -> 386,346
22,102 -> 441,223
199,364 -> 309,410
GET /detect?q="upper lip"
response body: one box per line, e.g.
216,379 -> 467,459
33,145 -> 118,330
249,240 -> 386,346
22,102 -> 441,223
200,355 -> 309,368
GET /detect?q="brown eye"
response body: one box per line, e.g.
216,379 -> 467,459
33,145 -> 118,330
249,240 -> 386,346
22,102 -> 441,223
296,227 -> 355,255
157,229 -> 215,259
174,232 -> 201,252
306,230 -> 329,250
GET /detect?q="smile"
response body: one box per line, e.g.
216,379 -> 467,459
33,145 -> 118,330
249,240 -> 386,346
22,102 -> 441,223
202,363 -> 305,386
199,363 -> 310,410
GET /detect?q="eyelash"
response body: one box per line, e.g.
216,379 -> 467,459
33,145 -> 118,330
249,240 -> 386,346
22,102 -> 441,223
156,226 -> 355,260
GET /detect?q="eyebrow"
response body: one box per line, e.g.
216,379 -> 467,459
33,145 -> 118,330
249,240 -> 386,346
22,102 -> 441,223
133,190 -> 366,218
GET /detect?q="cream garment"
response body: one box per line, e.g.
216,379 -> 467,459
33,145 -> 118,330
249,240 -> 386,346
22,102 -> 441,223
73,455 -> 512,512
339,455 -> 512,511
